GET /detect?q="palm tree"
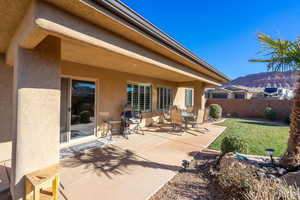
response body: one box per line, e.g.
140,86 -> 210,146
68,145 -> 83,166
249,33 -> 300,169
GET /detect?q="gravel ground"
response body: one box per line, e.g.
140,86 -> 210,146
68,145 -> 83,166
150,149 -> 223,200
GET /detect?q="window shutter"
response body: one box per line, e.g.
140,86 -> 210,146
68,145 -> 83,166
127,83 -> 152,112
157,87 -> 173,110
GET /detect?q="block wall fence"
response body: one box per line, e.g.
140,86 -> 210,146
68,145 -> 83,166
206,99 -> 293,120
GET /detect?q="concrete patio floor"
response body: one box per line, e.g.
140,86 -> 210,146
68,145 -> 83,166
59,122 -> 226,200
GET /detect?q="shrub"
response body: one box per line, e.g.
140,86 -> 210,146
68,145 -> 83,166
217,154 -> 256,198
221,135 -> 248,154
264,107 -> 277,121
209,104 -> 222,119
80,103 -> 94,115
217,156 -> 300,200
245,179 -> 300,200
80,111 -> 91,123
231,112 -> 239,118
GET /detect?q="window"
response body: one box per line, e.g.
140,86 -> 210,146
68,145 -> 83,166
212,93 -> 228,99
127,83 -> 152,112
205,92 -> 209,98
234,93 -> 245,99
157,87 -> 172,110
185,88 -> 194,107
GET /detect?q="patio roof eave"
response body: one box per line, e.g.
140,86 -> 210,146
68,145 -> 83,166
6,1 -> 222,86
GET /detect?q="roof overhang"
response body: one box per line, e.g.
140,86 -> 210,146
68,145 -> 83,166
3,0 -> 229,85
91,0 -> 230,82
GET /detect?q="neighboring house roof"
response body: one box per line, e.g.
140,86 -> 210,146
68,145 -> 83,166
205,85 -> 257,93
92,0 -> 230,82
223,86 -> 246,91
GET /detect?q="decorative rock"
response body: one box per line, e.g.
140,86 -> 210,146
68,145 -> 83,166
256,171 -> 266,180
258,168 -> 267,174
276,167 -> 288,176
218,153 -> 288,181
266,174 -> 277,179
268,168 -> 278,175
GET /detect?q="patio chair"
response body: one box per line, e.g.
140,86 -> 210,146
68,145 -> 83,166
186,106 -> 194,113
170,106 -> 183,131
121,104 -> 144,138
161,109 -> 171,123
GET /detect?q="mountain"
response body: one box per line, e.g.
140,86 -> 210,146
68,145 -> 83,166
225,71 -> 298,89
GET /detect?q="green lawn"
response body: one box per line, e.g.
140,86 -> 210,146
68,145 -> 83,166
209,118 -> 290,156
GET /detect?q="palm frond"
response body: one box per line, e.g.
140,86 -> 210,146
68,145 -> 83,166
249,33 -> 300,72
248,59 -> 272,63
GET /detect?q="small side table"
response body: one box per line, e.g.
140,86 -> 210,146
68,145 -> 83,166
105,120 -> 122,137
25,164 -> 59,200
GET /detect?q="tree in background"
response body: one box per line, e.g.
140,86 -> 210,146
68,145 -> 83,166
249,33 -> 300,169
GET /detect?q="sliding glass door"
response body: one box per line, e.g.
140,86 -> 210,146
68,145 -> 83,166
60,78 -> 70,143
70,79 -> 96,140
60,78 -> 96,144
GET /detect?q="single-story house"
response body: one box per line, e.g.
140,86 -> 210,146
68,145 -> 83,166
0,0 -> 229,199
205,85 -> 254,99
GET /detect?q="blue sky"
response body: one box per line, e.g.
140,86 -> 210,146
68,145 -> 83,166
122,0 -> 300,79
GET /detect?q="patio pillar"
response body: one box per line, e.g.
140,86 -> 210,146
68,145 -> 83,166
193,82 -> 206,123
152,84 -> 158,112
11,36 -> 61,200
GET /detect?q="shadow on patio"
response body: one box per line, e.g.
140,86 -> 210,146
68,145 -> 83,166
60,145 -> 181,179
58,123 -> 225,200
238,120 -> 281,126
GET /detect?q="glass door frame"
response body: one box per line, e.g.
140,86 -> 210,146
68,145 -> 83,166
60,75 -> 98,147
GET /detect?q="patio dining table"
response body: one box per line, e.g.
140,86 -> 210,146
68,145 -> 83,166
181,111 -> 195,130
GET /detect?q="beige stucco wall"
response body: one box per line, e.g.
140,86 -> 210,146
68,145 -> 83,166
173,87 -> 189,110
61,61 -> 182,136
0,54 -> 13,162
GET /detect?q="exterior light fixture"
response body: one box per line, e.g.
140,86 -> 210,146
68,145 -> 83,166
265,148 -> 275,165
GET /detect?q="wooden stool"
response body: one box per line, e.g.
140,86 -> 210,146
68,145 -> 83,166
25,164 -> 59,200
